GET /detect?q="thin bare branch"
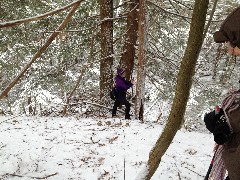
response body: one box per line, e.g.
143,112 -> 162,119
203,0 -> 219,38
147,0 -> 223,22
1,172 -> 58,179
147,0 -> 192,20
0,0 -> 82,28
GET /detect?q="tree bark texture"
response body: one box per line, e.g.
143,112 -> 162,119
99,0 -> 114,100
135,0 -> 146,121
145,0 -> 209,179
120,0 -> 139,80
0,1 -> 83,100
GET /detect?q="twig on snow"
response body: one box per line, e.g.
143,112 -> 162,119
0,115 -> 22,125
178,172 -> 181,180
184,166 -> 204,177
0,172 -> 58,179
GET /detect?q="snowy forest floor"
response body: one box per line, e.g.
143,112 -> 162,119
0,115 -> 214,180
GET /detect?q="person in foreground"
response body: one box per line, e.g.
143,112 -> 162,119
112,68 -> 133,119
204,6 -> 240,180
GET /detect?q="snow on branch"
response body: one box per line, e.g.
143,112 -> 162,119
147,0 -> 223,22
0,1 -> 83,100
0,0 -> 83,28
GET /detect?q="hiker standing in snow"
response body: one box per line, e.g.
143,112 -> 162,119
204,7 -> 240,180
112,68 -> 133,119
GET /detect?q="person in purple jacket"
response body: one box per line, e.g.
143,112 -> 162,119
112,68 -> 133,119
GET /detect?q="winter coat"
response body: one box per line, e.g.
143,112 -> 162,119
222,108 -> 240,180
214,7 -> 240,48
114,71 -> 132,101
213,7 -> 240,179
204,91 -> 240,179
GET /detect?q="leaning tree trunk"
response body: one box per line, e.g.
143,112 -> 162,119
144,0 -> 209,179
120,0 -> 139,80
135,0 -> 147,121
99,0 -> 113,102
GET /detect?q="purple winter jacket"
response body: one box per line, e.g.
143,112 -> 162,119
115,75 -> 133,101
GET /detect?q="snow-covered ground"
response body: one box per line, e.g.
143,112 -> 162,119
0,115 -> 214,180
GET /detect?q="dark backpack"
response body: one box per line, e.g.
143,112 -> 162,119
110,87 -> 117,100
204,90 -> 240,145
204,108 -> 231,145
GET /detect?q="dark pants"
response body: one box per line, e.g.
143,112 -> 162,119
112,99 -> 131,118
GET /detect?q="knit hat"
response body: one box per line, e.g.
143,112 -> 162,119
213,7 -> 240,48
117,68 -> 125,76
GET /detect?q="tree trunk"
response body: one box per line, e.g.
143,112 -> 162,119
39,103 -> 43,116
33,96 -> 37,115
144,0 -> 209,179
120,0 -> 139,80
28,96 -> 33,115
135,0 -> 146,121
22,103 -> 26,115
99,0 -> 114,102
